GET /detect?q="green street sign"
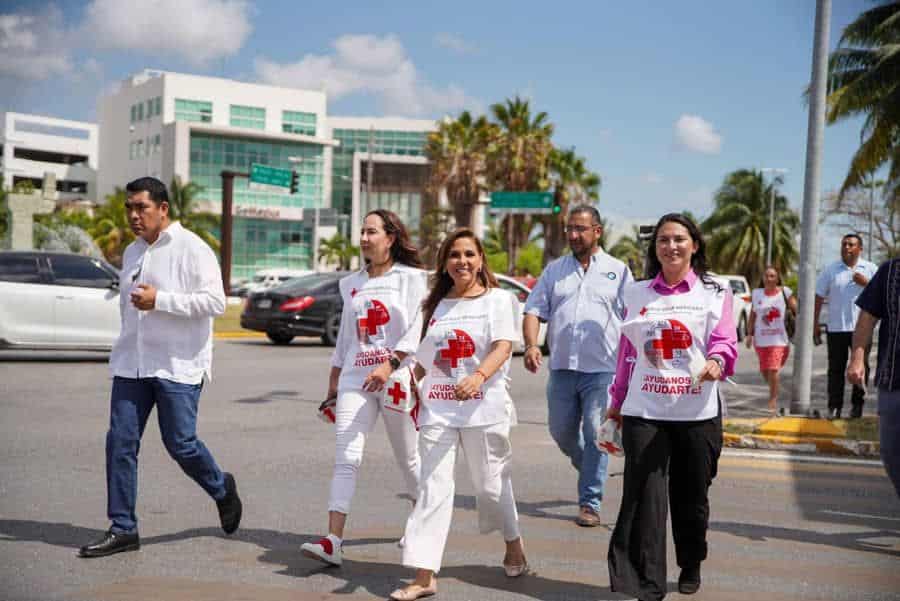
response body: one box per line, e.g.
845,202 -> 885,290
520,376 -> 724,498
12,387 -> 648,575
490,191 -> 555,214
249,163 -> 292,194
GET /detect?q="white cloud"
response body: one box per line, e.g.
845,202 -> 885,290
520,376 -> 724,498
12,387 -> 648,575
255,34 -> 480,117
643,172 -> 663,185
0,9 -> 73,80
674,114 -> 722,155
434,32 -> 476,55
83,0 -> 252,65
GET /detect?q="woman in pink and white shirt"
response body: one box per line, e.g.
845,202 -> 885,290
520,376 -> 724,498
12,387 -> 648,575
746,265 -> 797,415
606,214 -> 737,601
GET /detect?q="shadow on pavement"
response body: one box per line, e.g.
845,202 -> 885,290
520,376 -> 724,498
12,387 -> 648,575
0,352 -> 109,363
711,520 -> 900,558
0,519 -> 626,600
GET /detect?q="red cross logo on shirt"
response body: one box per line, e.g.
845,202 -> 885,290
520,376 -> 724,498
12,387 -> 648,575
644,319 -> 693,368
387,381 -> 406,405
763,306 -> 781,325
435,329 -> 476,376
357,299 -> 390,342
597,440 -> 622,455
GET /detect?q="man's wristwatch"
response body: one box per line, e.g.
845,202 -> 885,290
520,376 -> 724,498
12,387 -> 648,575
388,354 -> 401,371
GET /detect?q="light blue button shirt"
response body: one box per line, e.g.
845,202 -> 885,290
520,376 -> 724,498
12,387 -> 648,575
815,258 -> 878,332
524,249 -> 631,373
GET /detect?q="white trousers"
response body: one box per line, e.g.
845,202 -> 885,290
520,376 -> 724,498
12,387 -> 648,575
328,389 -> 420,514
402,421 -> 521,573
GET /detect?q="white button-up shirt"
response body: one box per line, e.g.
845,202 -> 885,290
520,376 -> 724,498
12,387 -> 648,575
109,222 -> 226,384
815,258 -> 878,333
524,249 -> 631,373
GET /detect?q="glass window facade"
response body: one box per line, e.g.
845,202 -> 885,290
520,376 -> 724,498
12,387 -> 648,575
282,110 -> 317,136
188,132 -> 326,277
330,128 -> 429,225
230,105 -> 265,130
175,99 -> 212,123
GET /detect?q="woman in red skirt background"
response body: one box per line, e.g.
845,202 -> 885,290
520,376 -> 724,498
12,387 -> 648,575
746,265 -> 797,415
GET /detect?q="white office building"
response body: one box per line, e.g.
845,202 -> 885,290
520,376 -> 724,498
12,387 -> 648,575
1,112 -> 98,202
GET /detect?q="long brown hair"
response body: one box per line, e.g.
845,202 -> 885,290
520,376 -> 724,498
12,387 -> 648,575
421,228 -> 498,338
364,209 -> 423,268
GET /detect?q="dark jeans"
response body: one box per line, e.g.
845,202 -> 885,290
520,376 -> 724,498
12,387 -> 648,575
826,332 -> 870,412
879,388 -> 900,500
106,376 -> 226,533
608,412 -> 723,601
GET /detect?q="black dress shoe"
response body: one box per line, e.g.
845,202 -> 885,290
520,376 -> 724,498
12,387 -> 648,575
217,472 -> 242,535
678,564 -> 701,594
78,529 -> 140,558
850,405 -> 863,419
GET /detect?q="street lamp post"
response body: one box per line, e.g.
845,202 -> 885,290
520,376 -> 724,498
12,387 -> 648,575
761,167 -> 788,266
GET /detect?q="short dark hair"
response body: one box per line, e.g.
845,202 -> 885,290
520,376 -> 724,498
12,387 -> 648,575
568,204 -> 602,225
842,233 -> 863,247
125,177 -> 169,206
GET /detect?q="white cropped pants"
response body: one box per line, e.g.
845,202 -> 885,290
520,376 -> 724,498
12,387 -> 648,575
402,421 -> 521,573
328,389 -> 420,514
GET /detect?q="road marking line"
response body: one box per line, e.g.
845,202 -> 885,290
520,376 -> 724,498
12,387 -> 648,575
722,449 -> 882,467
821,510 -> 900,522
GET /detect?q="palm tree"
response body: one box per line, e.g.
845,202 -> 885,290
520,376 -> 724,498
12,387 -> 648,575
825,1 -> 900,197
318,233 -> 358,271
544,147 -> 601,264
168,176 -> 220,253
609,226 -> 646,279
89,188 -> 135,267
487,96 -> 555,273
702,169 -> 800,285
425,111 -> 496,230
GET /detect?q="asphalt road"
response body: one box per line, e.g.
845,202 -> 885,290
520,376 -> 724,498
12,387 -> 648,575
1,340 -> 898,601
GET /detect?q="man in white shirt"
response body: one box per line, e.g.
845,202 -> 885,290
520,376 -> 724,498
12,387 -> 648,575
523,206 -> 631,526
814,233 -> 878,419
79,177 -> 241,558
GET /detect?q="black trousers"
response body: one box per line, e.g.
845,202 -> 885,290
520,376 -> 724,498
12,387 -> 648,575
826,332 -> 870,412
608,412 -> 723,601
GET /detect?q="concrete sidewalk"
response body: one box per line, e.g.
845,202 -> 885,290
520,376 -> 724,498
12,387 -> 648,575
723,416 -> 880,457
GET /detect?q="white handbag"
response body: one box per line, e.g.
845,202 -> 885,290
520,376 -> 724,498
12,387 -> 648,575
595,418 -> 624,457
382,366 -> 419,414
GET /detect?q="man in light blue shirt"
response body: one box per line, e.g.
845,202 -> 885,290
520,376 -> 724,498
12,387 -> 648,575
523,205 -> 631,526
814,233 -> 878,419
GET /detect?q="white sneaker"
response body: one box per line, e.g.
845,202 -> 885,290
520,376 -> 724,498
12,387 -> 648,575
301,536 -> 342,566
397,535 -> 405,549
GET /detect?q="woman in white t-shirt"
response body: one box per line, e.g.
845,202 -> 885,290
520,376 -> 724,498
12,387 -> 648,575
746,265 -> 797,415
301,209 -> 427,567
389,229 -> 527,601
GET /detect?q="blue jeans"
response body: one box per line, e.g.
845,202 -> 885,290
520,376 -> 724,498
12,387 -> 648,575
879,388 -> 900,499
106,376 -> 226,533
546,369 -> 613,512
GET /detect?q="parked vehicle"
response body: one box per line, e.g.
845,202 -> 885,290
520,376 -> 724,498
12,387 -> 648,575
495,274 -> 549,354
241,268 -> 314,296
0,251 -> 120,350
241,272 -> 348,345
710,273 -> 752,341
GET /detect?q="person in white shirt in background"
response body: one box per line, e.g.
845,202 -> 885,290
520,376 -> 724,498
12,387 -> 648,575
814,233 -> 878,419
746,265 -> 797,415
79,177 -> 240,559
301,209 -> 426,567
389,229 -> 527,601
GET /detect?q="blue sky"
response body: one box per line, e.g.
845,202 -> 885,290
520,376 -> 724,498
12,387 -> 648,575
0,0 -> 872,237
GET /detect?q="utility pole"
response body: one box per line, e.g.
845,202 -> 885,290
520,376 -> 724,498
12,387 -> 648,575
791,0 -> 831,416
761,168 -> 788,266
366,126 -> 375,213
220,170 -> 249,294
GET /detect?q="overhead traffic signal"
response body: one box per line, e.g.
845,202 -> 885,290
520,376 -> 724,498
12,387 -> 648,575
552,196 -> 562,215
290,171 -> 299,194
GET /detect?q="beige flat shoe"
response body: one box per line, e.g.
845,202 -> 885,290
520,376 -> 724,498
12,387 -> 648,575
503,561 -> 528,578
389,583 -> 437,600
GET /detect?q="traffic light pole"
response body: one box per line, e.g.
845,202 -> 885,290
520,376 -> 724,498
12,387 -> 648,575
220,170 -> 249,294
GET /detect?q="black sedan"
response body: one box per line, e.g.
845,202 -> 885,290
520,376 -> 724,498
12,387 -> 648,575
240,272 -> 350,345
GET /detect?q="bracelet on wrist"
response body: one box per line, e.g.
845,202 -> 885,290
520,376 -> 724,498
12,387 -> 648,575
475,369 -> 489,381
524,344 -> 539,351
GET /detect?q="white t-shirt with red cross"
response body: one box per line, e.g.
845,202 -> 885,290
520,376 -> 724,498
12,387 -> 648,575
416,288 -> 519,428
620,279 -> 725,421
751,287 -> 792,348
330,264 -> 428,391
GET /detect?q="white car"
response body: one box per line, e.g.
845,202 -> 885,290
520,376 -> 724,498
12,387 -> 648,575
242,268 -> 314,296
0,251 -> 120,350
495,274 -> 548,354
710,273 -> 752,341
